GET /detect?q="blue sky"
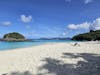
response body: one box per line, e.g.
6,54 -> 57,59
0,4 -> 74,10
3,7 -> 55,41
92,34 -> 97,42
0,0 -> 100,38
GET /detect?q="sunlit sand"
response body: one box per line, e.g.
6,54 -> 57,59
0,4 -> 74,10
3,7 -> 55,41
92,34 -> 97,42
0,42 -> 100,75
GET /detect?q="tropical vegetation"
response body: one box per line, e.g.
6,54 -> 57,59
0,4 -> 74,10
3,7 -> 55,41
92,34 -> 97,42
72,30 -> 100,41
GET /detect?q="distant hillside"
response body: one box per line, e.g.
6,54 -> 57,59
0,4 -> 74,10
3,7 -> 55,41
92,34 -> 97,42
39,38 -> 71,40
72,30 -> 100,41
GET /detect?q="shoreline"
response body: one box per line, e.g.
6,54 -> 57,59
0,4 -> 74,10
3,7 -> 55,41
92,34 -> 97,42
0,42 -> 100,75
0,42 -> 59,51
0,41 -> 93,51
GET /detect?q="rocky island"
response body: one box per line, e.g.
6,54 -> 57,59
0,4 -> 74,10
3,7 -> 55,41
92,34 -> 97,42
1,32 -> 31,42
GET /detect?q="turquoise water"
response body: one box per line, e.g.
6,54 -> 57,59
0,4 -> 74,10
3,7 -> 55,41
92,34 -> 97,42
0,40 -> 76,50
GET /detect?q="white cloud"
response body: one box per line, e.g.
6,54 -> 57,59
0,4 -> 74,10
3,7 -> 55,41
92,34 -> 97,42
1,21 -> 11,26
84,0 -> 93,4
20,15 -> 32,23
90,18 -> 100,30
68,22 -> 90,30
67,18 -> 100,31
68,24 -> 78,29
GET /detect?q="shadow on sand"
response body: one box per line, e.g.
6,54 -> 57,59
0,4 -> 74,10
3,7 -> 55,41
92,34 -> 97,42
2,71 -> 33,75
38,53 -> 100,75
3,53 -> 100,75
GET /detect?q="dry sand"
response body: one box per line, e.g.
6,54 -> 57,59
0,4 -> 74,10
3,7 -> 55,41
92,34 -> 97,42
0,42 -> 100,75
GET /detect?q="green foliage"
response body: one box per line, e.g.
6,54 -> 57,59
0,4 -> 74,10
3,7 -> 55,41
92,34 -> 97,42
3,32 -> 25,39
95,36 -> 100,40
90,30 -> 94,33
72,30 -> 100,41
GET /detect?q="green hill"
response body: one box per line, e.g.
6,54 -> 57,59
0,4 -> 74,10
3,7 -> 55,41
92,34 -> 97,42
72,30 -> 100,41
3,32 -> 26,41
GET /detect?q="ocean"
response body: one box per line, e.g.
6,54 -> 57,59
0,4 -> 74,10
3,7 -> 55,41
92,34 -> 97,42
0,39 -> 76,50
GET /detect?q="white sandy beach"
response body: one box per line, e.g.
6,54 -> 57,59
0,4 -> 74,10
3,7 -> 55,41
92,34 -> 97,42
0,42 -> 100,75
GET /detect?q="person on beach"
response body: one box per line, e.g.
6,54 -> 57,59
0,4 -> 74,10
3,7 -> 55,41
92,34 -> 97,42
73,43 -> 80,46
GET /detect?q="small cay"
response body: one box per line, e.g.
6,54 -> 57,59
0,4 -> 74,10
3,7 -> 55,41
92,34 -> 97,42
2,32 -> 29,42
